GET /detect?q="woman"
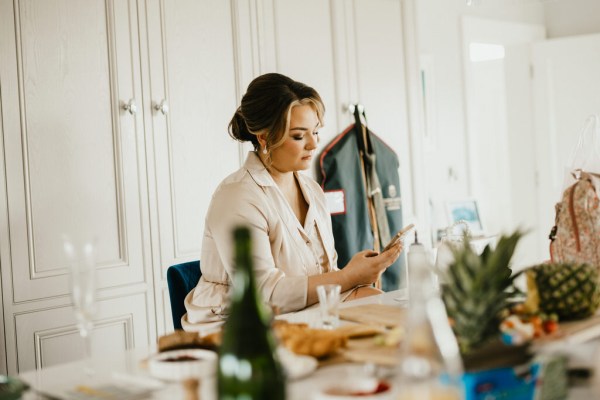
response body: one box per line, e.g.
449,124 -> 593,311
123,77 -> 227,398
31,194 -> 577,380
183,73 -> 403,331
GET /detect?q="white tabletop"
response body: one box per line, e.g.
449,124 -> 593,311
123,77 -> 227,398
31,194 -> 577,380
19,290 -> 406,399
18,288 -> 600,399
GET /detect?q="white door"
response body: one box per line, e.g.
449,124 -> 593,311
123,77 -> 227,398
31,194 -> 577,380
461,17 -> 545,269
532,33 -> 600,261
143,0 -> 240,333
0,0 -> 154,373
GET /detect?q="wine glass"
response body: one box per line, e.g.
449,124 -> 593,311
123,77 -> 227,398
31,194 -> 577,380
63,238 -> 97,375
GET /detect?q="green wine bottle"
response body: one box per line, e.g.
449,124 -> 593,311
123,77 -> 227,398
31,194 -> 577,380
217,226 -> 286,400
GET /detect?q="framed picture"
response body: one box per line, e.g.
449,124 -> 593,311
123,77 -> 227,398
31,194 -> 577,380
445,199 -> 484,235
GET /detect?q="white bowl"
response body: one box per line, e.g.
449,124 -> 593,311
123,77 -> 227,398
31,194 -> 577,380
314,377 -> 394,400
148,349 -> 217,381
277,346 -> 318,380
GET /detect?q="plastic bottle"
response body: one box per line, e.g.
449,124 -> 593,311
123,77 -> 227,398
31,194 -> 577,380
397,231 -> 464,400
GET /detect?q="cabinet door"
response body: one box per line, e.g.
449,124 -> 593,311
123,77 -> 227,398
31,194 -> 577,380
352,0 -> 409,166
532,33 -> 600,258
145,1 -> 239,266
0,0 -> 153,372
143,0 -> 239,331
270,0 -> 339,167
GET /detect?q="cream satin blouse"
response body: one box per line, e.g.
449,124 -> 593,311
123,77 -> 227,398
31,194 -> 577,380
182,152 -> 339,331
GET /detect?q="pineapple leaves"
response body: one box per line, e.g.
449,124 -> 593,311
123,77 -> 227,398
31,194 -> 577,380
442,230 -> 525,355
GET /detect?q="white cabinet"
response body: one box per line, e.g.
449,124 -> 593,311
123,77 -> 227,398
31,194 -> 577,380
0,0 -> 156,374
0,0 -> 241,373
0,0 -> 415,374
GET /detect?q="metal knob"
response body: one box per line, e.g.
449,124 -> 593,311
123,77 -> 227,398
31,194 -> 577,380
154,100 -> 169,115
122,99 -> 137,115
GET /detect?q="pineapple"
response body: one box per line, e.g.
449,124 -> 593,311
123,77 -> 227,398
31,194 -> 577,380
441,231 -> 523,355
526,263 -> 600,320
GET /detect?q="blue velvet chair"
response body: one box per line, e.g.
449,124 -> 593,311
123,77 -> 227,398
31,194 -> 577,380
167,260 -> 201,330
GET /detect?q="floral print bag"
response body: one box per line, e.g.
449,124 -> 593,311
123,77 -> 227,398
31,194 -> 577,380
550,170 -> 600,267
550,115 -> 600,267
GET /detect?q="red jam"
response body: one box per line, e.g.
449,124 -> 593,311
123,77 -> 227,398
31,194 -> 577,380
163,355 -> 199,362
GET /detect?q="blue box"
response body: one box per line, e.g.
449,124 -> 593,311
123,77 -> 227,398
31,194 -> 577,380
462,362 -> 540,400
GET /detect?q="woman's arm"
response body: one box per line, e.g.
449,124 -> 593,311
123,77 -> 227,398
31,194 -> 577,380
306,241 -> 403,305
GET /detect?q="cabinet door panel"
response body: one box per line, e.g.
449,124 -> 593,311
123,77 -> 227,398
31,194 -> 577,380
1,0 -> 148,303
353,0 -> 409,150
147,0 -> 239,270
14,293 -> 148,371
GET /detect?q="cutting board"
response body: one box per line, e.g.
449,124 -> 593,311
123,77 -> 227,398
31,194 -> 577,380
318,334 -> 401,367
339,304 -> 405,328
534,313 -> 600,347
341,337 -> 401,366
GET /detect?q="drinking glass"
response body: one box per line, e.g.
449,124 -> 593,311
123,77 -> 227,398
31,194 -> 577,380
316,284 -> 341,329
64,239 -> 97,375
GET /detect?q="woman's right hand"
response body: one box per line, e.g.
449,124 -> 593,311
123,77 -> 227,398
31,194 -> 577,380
342,244 -> 402,286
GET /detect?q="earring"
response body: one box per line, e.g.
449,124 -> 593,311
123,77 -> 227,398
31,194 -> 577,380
262,148 -> 268,154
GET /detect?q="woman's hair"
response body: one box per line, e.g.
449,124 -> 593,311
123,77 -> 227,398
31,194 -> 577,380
229,73 -> 324,151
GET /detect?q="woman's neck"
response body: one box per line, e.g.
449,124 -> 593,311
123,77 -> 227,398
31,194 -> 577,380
270,168 -> 294,187
257,151 -> 294,187
257,151 -> 308,225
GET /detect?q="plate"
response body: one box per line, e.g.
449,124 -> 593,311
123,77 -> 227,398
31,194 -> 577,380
148,349 -> 217,381
277,347 -> 318,380
314,377 -> 393,400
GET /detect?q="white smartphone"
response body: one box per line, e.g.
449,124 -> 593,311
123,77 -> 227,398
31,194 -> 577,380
382,223 -> 415,253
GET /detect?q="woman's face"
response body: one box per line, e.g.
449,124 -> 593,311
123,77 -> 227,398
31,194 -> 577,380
269,104 -> 320,173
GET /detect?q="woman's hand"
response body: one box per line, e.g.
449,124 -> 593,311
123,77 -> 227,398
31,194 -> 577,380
342,240 -> 403,286
305,240 -> 403,306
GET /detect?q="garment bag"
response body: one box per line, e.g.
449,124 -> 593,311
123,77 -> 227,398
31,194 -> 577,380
319,107 -> 404,290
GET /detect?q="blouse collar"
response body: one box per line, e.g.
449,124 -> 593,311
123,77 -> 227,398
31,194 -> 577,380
244,151 -> 276,187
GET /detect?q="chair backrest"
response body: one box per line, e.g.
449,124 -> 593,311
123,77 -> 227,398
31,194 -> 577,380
166,260 -> 201,330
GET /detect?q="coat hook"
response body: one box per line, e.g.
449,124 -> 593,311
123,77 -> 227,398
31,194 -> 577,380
344,103 -> 364,114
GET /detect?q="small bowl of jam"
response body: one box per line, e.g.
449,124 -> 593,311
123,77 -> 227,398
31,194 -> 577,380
148,349 -> 217,381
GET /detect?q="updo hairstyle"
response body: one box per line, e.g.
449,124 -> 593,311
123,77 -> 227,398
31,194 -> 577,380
229,73 -> 324,152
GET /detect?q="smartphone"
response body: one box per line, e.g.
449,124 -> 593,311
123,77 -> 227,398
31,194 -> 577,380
382,223 -> 415,253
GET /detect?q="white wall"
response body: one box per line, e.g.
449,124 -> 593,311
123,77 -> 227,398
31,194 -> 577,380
415,0 -> 544,237
544,0 -> 600,38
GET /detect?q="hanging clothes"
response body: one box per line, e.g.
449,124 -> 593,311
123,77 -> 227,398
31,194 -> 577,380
318,107 -> 405,291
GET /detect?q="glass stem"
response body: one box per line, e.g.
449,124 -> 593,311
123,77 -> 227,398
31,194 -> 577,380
82,329 -> 94,376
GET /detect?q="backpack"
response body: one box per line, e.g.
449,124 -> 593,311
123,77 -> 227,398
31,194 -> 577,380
549,171 -> 600,267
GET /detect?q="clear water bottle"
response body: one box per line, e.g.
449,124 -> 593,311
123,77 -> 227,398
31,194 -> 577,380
397,231 -> 464,400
